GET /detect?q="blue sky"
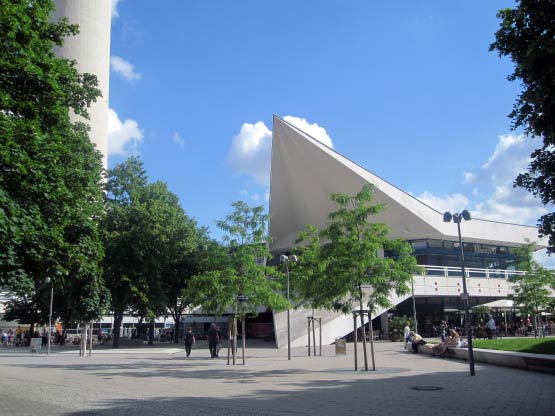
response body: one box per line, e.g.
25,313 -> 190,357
106,1 -> 552,264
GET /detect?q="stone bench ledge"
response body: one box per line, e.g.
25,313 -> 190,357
406,342 -> 555,374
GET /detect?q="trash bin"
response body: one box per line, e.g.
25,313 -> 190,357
30,337 -> 42,353
335,338 -> 346,356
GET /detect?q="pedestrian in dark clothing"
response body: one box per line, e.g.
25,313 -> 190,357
184,327 -> 195,357
215,325 -> 223,357
206,323 -> 219,358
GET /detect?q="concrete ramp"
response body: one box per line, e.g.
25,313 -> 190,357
273,290 -> 412,348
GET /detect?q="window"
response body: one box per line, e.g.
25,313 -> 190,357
411,240 -> 427,249
428,240 -> 443,248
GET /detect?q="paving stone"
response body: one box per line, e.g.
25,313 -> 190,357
0,341 -> 553,416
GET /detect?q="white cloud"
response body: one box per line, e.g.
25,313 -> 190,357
227,121 -> 272,185
533,249 -> 555,270
110,56 -> 141,82
463,171 -> 476,184
172,132 -> 185,147
111,0 -> 122,18
227,116 -> 333,186
480,134 -> 533,183
108,108 -> 143,156
283,116 -> 333,148
417,191 -> 470,214
416,133 -> 550,225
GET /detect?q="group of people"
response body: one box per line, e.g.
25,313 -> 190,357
183,323 -> 222,359
0,326 -> 34,347
404,321 -> 463,357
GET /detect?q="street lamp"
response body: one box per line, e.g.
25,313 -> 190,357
280,254 -> 297,360
45,277 -> 53,355
443,210 -> 475,376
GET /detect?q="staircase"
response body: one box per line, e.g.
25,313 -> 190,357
273,290 -> 412,348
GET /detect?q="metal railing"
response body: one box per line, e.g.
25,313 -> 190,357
420,265 -> 526,279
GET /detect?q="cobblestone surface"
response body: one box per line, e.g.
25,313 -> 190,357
0,341 -> 553,416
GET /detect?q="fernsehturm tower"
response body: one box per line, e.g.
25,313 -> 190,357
52,0 -> 112,169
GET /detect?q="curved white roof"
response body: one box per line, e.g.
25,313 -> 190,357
269,115 -> 543,253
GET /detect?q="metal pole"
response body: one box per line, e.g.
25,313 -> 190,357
319,318 -> 322,357
88,322 -> 93,356
312,315 -> 316,357
353,313 -> 358,371
411,277 -> 418,333
368,311 -> 376,371
47,281 -> 53,355
286,262 -> 291,361
457,220 -> 475,376
307,318 -> 311,356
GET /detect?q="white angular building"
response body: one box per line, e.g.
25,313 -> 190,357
269,115 -> 549,348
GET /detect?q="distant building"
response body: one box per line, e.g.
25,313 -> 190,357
269,115 -> 552,347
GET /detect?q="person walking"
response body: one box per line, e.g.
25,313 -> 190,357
486,316 -> 496,339
206,323 -> 219,358
403,321 -> 412,343
184,327 -> 195,357
215,325 -> 222,358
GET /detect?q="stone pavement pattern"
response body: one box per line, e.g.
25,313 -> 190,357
0,341 -> 553,416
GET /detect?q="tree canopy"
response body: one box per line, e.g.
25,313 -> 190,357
102,156 -> 199,347
490,0 -> 555,253
0,0 -> 108,329
511,243 -> 555,325
293,185 -> 418,314
292,184 -> 419,370
189,201 -> 287,319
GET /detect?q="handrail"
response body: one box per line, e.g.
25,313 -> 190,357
419,265 -> 526,279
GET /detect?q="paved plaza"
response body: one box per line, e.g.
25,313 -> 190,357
0,341 -> 553,416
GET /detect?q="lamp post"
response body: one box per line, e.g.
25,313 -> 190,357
443,210 -> 475,376
411,277 -> 418,333
280,254 -> 297,360
45,277 -> 53,355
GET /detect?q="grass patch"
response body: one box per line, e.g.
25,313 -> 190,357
472,338 -> 555,355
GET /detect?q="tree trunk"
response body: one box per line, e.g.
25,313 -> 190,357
359,299 -> 369,371
242,317 -> 246,365
173,314 -> 181,344
148,320 -> 155,345
312,318 -> 316,356
227,317 -> 232,365
368,310 -> 376,371
232,315 -> 237,365
80,321 -> 87,357
136,317 -> 144,339
353,314 -> 358,371
112,310 -> 124,348
88,322 -> 93,356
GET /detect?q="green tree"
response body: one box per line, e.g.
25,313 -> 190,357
140,182 -> 198,344
294,185 -> 419,371
511,243 -> 555,337
490,0 -> 555,253
102,157 -> 200,347
0,0 -> 108,333
102,157 -> 149,348
189,201 -> 287,364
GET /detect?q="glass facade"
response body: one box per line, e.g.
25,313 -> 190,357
409,239 -> 516,270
